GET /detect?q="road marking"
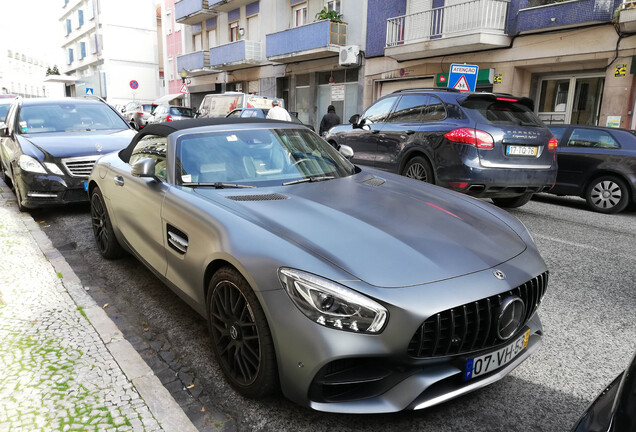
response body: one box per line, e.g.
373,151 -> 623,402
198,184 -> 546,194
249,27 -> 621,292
534,234 -> 608,252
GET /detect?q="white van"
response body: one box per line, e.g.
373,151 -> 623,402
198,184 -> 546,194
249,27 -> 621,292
197,92 -> 284,118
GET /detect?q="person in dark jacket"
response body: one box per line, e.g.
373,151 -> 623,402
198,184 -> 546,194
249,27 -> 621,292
319,105 -> 341,136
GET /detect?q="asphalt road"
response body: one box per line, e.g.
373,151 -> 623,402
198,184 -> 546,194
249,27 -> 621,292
28,193 -> 636,432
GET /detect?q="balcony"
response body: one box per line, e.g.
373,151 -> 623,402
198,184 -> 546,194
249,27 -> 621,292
266,20 -> 347,63
177,51 -> 210,75
509,0 -> 614,34
208,0 -> 255,12
385,0 -> 511,61
209,40 -> 262,70
618,1 -> 636,33
175,0 -> 217,25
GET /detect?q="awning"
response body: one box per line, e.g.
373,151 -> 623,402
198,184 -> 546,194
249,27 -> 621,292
152,93 -> 185,105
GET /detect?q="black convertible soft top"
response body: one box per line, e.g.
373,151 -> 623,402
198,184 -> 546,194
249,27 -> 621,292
120,117 -> 288,162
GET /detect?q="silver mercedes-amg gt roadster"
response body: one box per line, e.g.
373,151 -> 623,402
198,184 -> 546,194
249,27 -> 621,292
88,118 -> 548,413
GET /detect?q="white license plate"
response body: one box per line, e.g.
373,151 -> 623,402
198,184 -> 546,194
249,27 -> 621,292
464,329 -> 530,380
506,145 -> 538,156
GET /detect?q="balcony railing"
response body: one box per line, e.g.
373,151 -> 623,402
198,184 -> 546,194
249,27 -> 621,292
177,50 -> 210,72
175,0 -> 216,25
266,20 -> 347,62
386,0 -> 509,47
209,40 -> 262,69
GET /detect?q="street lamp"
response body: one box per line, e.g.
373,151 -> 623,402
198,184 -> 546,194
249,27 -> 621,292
179,68 -> 188,83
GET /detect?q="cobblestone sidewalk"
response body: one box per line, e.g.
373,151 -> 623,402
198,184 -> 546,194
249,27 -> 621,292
0,181 -> 195,432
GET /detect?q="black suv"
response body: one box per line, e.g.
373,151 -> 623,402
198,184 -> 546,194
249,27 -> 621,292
326,88 -> 558,207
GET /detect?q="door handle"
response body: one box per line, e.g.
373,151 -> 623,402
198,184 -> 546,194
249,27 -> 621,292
114,176 -> 124,186
405,130 -> 415,135
371,130 -> 381,134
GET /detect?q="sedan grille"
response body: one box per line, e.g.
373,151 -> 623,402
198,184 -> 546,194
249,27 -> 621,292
408,271 -> 548,358
62,156 -> 100,178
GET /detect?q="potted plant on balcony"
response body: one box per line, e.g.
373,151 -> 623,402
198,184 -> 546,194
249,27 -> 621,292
315,6 -> 342,22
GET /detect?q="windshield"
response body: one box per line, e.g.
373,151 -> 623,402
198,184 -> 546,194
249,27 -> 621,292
18,103 -> 128,134
461,99 -> 544,127
176,128 -> 355,187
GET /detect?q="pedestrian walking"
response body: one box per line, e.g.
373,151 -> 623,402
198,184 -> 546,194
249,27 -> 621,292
266,100 -> 292,122
319,105 -> 341,136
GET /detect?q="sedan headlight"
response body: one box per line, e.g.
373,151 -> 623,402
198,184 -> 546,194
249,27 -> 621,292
43,162 -> 64,176
279,268 -> 387,333
18,155 -> 46,174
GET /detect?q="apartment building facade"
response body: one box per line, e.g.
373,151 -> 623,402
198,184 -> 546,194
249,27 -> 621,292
365,0 -> 636,129
172,0 -> 366,129
0,50 -> 50,98
60,0 -> 161,106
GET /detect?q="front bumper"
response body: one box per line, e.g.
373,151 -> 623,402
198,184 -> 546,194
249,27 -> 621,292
15,170 -> 89,209
260,249 -> 548,413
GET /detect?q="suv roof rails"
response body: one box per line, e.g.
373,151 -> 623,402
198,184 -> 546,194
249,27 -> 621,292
391,87 -> 461,94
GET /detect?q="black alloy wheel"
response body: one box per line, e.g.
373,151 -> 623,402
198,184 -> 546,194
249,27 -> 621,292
403,156 -> 434,183
585,175 -> 630,214
492,192 -> 534,209
208,266 -> 278,398
90,187 -> 124,259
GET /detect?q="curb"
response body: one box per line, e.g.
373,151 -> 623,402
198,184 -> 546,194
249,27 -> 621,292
1,179 -> 198,432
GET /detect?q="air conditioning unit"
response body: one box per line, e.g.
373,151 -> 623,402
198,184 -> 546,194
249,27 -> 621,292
339,45 -> 359,67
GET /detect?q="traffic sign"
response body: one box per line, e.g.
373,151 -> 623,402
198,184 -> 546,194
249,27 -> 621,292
85,88 -> 94,95
449,64 -> 479,92
129,80 -> 139,90
180,83 -> 189,94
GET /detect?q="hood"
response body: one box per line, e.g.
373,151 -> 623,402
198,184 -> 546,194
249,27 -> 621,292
195,172 -> 527,288
23,129 -> 136,158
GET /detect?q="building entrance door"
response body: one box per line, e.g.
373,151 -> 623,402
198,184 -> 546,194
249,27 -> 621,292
536,75 -> 604,125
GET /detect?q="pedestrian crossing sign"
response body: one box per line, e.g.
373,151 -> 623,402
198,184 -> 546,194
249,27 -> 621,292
449,64 -> 479,92
453,75 -> 470,91
85,88 -> 94,95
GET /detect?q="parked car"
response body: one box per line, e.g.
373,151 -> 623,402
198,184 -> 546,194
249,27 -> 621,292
326,88 -> 558,208
547,124 -> 636,214
123,102 -> 154,130
88,117 -> 549,413
198,92 -> 284,118
147,105 -> 195,124
0,97 -> 135,211
571,349 -> 636,432
226,107 -> 314,131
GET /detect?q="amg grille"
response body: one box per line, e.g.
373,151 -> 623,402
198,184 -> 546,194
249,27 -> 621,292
62,156 -> 99,178
408,271 -> 548,358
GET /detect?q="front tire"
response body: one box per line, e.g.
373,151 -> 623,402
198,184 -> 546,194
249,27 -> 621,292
402,156 -> 434,183
207,267 -> 278,398
90,186 -> 125,259
492,192 -> 533,208
10,168 -> 27,212
585,175 -> 629,214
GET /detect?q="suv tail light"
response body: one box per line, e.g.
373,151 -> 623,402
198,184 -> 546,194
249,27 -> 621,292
548,135 -> 558,151
166,115 -> 173,122
444,128 -> 494,150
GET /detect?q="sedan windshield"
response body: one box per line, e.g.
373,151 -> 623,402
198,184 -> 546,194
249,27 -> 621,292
18,103 -> 128,134
177,128 -> 355,187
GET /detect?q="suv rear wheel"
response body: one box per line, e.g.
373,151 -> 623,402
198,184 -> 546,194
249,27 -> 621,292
402,156 -> 434,184
492,192 -> 533,208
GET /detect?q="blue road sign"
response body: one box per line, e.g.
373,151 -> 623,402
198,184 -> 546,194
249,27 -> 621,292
448,64 -> 479,92
85,88 -> 94,95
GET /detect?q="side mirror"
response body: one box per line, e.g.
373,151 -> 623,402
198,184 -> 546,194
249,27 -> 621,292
131,158 -> 159,181
349,114 -> 360,126
339,145 -> 354,160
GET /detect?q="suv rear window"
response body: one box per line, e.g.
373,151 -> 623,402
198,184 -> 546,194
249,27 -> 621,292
461,98 -> 543,127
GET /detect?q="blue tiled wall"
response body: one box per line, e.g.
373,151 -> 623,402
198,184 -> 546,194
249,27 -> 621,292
228,8 -> 240,22
175,0 -> 203,20
178,51 -> 206,71
507,0 -> 620,34
246,1 -> 259,16
365,0 -> 407,57
206,17 -> 217,29
266,20 -> 332,57
210,41 -> 246,65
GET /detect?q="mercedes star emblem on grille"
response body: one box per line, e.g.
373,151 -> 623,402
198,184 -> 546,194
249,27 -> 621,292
496,296 -> 525,340
493,269 -> 506,280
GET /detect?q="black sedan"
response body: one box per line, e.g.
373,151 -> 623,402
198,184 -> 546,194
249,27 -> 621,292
0,97 -> 135,211
547,125 -> 636,213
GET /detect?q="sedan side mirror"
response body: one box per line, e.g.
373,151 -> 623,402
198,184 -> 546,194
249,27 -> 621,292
131,157 -> 159,181
349,114 -> 360,126
0,122 -> 8,137
339,145 -> 354,160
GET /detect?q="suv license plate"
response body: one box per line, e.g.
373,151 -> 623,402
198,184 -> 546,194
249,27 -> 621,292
506,145 -> 538,156
464,329 -> 530,381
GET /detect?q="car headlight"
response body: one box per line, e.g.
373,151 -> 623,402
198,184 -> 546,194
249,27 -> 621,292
18,155 -> 46,174
278,268 -> 387,333
43,162 -> 64,176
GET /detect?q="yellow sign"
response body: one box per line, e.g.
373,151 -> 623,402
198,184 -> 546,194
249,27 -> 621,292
494,73 -> 502,84
615,64 -> 627,77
